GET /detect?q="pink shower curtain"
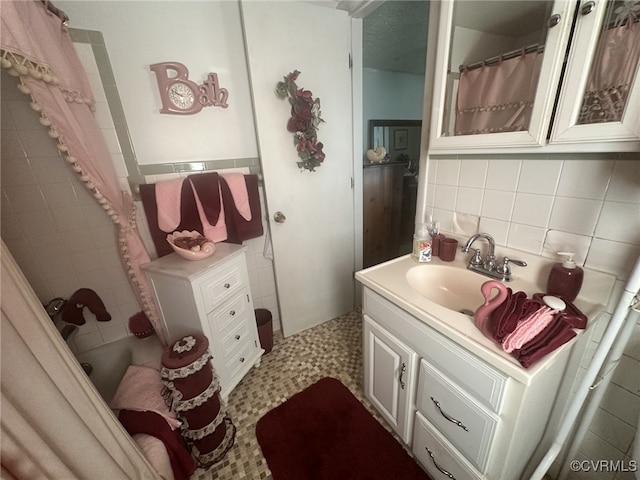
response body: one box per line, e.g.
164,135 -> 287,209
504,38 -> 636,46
578,21 -> 640,124
0,1 -> 167,343
455,51 -> 544,136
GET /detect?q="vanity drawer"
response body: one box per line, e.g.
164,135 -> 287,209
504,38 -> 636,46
224,340 -> 257,380
417,359 -> 499,472
421,326 -> 507,413
211,289 -> 250,334
220,316 -> 252,357
413,412 -> 482,480
199,257 -> 244,312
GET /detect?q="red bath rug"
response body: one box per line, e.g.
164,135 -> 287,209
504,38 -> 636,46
256,377 -> 431,480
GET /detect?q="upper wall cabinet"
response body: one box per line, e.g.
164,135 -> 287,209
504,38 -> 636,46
428,0 -> 640,153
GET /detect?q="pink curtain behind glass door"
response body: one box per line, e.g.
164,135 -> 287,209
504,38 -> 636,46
455,51 -> 544,136
578,21 -> 640,124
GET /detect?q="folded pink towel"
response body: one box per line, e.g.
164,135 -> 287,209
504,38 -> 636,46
221,173 -> 252,221
502,306 -> 559,353
155,178 -> 184,232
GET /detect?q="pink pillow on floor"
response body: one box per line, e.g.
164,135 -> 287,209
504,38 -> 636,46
110,365 -> 181,430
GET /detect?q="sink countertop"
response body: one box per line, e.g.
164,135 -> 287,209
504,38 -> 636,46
355,241 -> 616,384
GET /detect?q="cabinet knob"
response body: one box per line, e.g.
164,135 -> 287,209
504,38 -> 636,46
239,357 -> 245,363
425,447 -> 456,479
581,1 -> 595,15
224,283 -> 231,289
235,334 -> 241,340
229,310 -> 236,316
547,13 -> 561,28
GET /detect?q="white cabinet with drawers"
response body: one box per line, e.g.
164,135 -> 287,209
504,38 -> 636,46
362,287 -> 574,479
143,243 -> 263,401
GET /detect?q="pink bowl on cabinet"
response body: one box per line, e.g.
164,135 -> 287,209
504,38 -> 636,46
166,230 -> 215,260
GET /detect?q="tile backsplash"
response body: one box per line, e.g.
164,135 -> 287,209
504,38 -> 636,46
427,157 -> 640,281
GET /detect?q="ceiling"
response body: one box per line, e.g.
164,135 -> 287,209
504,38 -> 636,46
361,1 -> 429,75
336,0 -> 550,76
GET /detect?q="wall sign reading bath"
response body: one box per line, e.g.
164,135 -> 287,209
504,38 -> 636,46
150,61 -> 229,115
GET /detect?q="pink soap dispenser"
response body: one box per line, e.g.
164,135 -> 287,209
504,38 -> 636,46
547,252 -> 583,303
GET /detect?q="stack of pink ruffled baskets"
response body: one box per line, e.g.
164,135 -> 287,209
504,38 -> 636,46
161,333 -> 235,468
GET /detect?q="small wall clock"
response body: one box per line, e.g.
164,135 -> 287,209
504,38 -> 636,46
150,61 -> 229,115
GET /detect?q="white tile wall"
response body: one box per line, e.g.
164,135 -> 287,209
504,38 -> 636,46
427,157 -> 640,479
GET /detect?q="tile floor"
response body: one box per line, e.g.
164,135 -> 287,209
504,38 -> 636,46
192,310 -> 406,480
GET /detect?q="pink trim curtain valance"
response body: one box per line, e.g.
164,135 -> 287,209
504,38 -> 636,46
455,51 -> 544,136
0,1 -> 167,343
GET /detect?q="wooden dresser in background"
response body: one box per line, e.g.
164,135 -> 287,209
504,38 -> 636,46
363,163 -> 415,268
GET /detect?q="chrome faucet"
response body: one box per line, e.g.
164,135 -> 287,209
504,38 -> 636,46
462,233 -> 526,282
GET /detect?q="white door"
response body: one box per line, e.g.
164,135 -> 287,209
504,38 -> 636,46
242,2 -> 355,337
364,315 -> 417,444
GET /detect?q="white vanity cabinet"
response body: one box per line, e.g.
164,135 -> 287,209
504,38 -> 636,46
362,287 -> 572,479
142,243 -> 263,401
428,0 -> 640,153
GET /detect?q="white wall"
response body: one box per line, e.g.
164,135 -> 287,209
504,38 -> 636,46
56,1 -> 257,166
363,67 -> 425,154
426,156 -> 640,479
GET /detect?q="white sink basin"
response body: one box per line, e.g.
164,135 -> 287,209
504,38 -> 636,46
406,265 -> 486,314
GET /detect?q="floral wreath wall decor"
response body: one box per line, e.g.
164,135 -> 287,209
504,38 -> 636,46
276,70 -> 325,172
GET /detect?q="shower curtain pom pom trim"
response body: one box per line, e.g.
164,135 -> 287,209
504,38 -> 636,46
28,68 -> 43,80
38,117 -> 51,127
42,73 -> 53,83
79,175 -> 90,182
1,58 -> 12,69
17,84 -> 31,95
72,165 -> 82,172
30,102 -> 42,112
14,64 -> 28,76
57,144 -> 68,153
65,155 -> 76,163
47,129 -> 59,139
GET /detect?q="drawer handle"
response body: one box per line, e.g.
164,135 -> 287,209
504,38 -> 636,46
224,283 -> 231,289
399,362 -> 407,390
425,447 -> 456,479
235,334 -> 241,340
229,310 -> 236,316
431,397 -> 469,432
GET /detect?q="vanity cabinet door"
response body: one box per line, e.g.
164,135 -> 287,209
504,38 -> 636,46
429,0 -> 573,152
364,315 -> 417,444
550,0 -> 640,146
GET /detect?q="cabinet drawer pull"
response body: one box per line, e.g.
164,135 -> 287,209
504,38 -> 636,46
425,447 -> 456,479
224,283 -> 231,289
431,397 -> 469,431
239,357 -> 245,363
229,310 -> 236,316
399,362 -> 407,390
235,334 -> 241,340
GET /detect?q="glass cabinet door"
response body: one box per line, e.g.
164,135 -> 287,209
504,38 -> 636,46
429,0 -> 573,151
551,0 -> 640,145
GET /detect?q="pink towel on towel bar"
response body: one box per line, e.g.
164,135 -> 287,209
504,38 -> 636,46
189,177 -> 227,243
221,173 -> 252,221
155,178 -> 184,232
